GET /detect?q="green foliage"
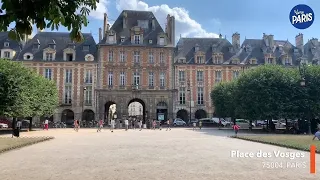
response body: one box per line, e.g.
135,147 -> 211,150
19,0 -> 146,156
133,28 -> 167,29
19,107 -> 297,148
0,0 -> 99,42
0,59 -> 58,118
210,64 -> 320,121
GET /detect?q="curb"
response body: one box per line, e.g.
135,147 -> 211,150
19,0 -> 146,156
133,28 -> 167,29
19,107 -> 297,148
0,136 -> 54,154
231,136 -> 320,154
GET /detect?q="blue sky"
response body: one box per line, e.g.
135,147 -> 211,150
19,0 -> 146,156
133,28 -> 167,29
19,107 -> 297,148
9,0 -> 320,45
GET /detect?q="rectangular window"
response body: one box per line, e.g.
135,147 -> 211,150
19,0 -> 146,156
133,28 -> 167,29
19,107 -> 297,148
64,86 -> 72,104
197,87 -> 204,105
108,72 -> 113,86
108,51 -> 114,62
233,71 -> 239,79
85,86 -> 92,105
44,68 -> 52,80
148,52 -> 154,63
4,51 -> 10,58
134,51 -> 140,63
179,87 -> 186,105
148,72 -> 154,87
285,58 -> 290,65
197,71 -> 203,81
267,58 -> 273,64
66,53 -> 73,61
134,35 -> 140,44
85,70 -> 93,84
215,71 -> 222,83
196,56 -> 203,63
160,52 -> 165,64
159,37 -> 165,45
120,72 -> 126,86
160,72 -> 165,87
46,53 -> 53,61
120,51 -> 125,62
133,72 -> 140,86
179,71 -> 185,81
65,69 -> 72,83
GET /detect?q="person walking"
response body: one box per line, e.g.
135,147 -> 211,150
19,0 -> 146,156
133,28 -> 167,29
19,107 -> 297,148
312,125 -> 320,140
44,119 -> 49,130
159,120 -> 162,130
232,124 -> 240,137
152,119 -> 156,130
138,119 -> 142,131
97,119 -> 104,132
132,119 -> 135,130
13,120 -> 22,138
166,119 -> 171,131
199,120 -> 202,130
124,118 -> 129,131
74,119 -> 79,132
192,121 -> 197,130
110,119 -> 115,132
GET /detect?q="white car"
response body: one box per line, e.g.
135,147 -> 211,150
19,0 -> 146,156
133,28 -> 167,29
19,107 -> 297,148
211,118 -> 231,127
234,119 -> 256,129
0,123 -> 8,128
173,118 -> 186,126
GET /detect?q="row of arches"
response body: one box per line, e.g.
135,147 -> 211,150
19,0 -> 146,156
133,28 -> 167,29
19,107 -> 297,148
176,109 -> 207,122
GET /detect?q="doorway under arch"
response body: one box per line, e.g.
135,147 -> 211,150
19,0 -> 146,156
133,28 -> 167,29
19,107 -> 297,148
195,109 -> 207,119
176,109 -> 189,122
128,98 -> 146,123
61,109 -> 74,126
156,102 -> 168,122
105,101 -> 116,123
82,109 -> 95,122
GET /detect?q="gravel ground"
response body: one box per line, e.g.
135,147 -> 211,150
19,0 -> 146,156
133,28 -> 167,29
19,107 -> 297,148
0,128 -> 319,180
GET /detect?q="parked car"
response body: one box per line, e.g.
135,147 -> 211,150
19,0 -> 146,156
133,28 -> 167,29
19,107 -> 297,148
0,123 -> 8,128
210,118 -> 231,127
234,119 -> 255,129
173,118 -> 186,126
199,118 -> 218,127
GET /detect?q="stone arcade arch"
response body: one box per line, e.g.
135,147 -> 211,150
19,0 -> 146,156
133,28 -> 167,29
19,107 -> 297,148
82,109 -> 95,122
61,109 -> 74,126
195,109 -> 207,119
176,109 -> 189,122
105,101 -> 116,122
128,98 -> 146,123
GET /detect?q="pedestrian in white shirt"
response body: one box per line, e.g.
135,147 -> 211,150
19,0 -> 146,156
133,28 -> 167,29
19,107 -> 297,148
124,119 -> 129,131
110,119 -> 115,132
138,119 -> 142,131
44,119 -> 49,130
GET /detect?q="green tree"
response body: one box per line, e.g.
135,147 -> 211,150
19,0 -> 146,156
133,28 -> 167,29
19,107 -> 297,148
0,0 -> 99,42
211,81 -> 237,122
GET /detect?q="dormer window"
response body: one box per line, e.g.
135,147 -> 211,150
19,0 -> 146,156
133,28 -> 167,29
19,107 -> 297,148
232,59 -> 239,64
149,40 -> 153,44
48,44 -> 55,49
83,45 -> 90,51
178,58 -> 186,63
4,42 -> 9,47
213,56 -> 223,64
134,35 -> 140,44
121,37 -> 125,42
250,59 -> 257,64
267,58 -> 274,64
45,53 -> 53,61
196,56 -> 204,64
66,53 -> 73,61
159,37 -> 165,46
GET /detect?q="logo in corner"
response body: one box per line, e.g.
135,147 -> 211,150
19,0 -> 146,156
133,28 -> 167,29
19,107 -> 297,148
290,4 -> 314,29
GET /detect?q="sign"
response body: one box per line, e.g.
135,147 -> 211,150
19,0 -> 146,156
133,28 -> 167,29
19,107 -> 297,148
158,113 -> 164,121
289,4 -> 314,29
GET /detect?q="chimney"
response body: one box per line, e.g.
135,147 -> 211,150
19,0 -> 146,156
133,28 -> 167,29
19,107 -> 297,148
99,28 -> 102,42
123,11 -> 127,29
295,33 -> 304,54
151,17 -> 156,30
171,16 -> 175,45
103,13 -> 108,38
268,35 -> 274,47
166,14 -> 175,45
232,32 -> 240,49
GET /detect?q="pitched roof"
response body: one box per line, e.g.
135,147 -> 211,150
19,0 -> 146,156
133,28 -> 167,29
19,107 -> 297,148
175,38 -> 234,64
0,32 -> 22,56
99,10 -> 166,47
16,32 -> 97,61
303,38 -> 320,63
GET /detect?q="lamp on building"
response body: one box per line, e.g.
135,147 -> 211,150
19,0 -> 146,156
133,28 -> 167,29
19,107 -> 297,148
187,79 -> 192,124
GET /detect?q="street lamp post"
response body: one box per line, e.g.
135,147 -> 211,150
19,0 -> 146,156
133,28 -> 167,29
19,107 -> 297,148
298,59 -> 311,134
81,87 -> 87,123
187,79 -> 192,124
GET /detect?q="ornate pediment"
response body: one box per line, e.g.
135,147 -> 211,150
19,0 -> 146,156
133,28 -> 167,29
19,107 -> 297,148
131,26 -> 143,34
43,47 -> 56,53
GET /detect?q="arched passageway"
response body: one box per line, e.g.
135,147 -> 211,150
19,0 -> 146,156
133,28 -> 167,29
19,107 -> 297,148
128,98 -> 146,123
176,109 -> 189,122
61,109 -> 74,126
195,109 -> 207,119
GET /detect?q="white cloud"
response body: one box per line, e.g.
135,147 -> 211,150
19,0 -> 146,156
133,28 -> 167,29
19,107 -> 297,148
115,0 -> 220,39
88,0 -> 109,20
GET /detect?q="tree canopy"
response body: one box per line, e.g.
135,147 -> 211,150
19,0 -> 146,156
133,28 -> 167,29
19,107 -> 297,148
0,59 -> 58,118
0,0 -> 99,42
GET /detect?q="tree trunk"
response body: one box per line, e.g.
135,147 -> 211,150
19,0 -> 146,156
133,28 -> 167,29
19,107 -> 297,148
29,119 -> 32,131
249,120 -> 253,131
285,118 -> 288,133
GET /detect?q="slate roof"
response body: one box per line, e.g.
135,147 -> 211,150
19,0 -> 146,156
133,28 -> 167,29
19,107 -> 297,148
174,38 -> 234,64
16,32 -> 97,61
99,10 -> 167,47
303,38 -> 320,64
0,32 -> 22,57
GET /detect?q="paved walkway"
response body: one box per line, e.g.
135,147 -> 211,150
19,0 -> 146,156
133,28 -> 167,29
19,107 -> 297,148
0,128 -> 319,180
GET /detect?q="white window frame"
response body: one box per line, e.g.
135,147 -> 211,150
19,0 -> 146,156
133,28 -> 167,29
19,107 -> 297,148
179,71 -> 185,81
44,68 -> 52,80
85,86 -> 92,105
64,86 -> 72,104
65,69 -> 72,83
120,72 -> 126,86
108,51 -> 114,62
159,37 -> 165,45
4,42 -> 9,47
148,72 -> 154,87
4,51 -> 10,58
197,87 -> 204,105
108,72 -> 113,86
160,52 -> 165,63
133,72 -> 140,86
160,72 -> 165,87
215,71 -> 222,82
134,51 -> 140,63
148,52 -> 154,63
85,70 -> 93,84
46,53 -> 53,61
179,87 -> 186,105
233,71 -> 239,79
120,51 -> 125,62
196,56 -> 203,63
197,71 -> 203,81
134,35 -> 140,44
